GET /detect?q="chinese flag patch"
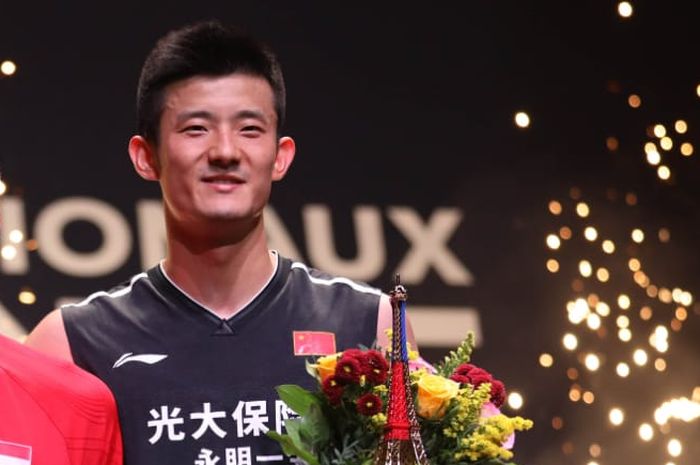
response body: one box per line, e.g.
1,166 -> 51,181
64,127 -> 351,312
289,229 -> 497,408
293,331 -> 336,356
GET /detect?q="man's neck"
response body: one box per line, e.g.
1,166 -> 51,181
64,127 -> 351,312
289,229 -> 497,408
162,219 -> 276,319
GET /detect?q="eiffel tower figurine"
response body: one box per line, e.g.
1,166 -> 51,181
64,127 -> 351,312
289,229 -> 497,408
374,276 -> 430,465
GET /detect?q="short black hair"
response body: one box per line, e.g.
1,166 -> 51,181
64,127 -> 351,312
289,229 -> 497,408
136,20 -> 286,145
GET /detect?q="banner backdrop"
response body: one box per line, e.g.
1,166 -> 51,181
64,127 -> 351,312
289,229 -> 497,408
2,3 -> 700,465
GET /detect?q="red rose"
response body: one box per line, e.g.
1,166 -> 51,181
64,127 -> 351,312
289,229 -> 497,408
468,368 -> 493,386
453,363 -> 477,377
356,393 -> 383,416
449,373 -> 471,384
364,350 -> 389,384
335,355 -> 363,384
450,364 -> 494,388
490,379 -> 506,408
322,376 -> 344,405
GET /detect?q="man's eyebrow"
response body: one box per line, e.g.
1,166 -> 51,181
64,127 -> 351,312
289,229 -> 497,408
175,110 -> 216,124
233,109 -> 268,123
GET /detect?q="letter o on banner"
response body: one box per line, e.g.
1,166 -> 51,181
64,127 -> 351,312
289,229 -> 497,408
35,197 -> 132,277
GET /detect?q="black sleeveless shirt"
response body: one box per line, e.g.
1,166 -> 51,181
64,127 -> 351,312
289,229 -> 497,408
62,254 -> 380,465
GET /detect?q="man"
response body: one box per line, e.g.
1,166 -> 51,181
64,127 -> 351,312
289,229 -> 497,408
0,333 -> 122,465
26,20 -> 409,465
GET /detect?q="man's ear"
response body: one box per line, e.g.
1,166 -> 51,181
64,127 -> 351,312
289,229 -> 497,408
128,135 -> 160,181
271,136 -> 296,181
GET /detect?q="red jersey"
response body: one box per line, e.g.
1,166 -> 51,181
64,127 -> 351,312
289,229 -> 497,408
0,334 -> 123,465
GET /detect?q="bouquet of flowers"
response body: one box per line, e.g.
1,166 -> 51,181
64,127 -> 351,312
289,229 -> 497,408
267,332 -> 533,465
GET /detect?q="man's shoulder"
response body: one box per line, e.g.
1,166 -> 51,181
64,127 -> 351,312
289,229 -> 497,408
280,255 -> 382,297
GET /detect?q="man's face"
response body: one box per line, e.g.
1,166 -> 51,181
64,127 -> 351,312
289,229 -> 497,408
153,73 -> 291,229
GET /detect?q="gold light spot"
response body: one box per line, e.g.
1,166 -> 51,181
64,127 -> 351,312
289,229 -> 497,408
602,239 -> 615,253
617,1 -> 633,18
596,268 -> 609,282
0,179 -> 6,196
618,294 -> 631,309
579,260 -> 593,278
616,315 -> 630,328
646,148 -> 661,165
584,226 -> 598,241
606,136 -> 619,151
563,333 -> 578,351
640,306 -> 653,320
548,200 -> 562,215
697,83 -> 700,98
680,291 -> 693,306
627,94 -> 641,108
658,165 -> 671,180
546,234 -> 561,250
26,239 -> 39,251
0,60 -> 17,76
633,270 -> 649,287
667,439 -> 682,457
576,202 -> 591,218
559,226 -> 572,239
618,328 -> 632,342
625,192 -> 638,205
569,387 -> 581,402
654,124 -> 667,138
628,258 -> 641,271
633,348 -> 648,366
670,319 -> 682,332
658,228 -> 671,242
609,407 -> 625,425
660,137 -> 673,151
616,362 -> 630,377
589,443 -> 601,457
539,353 -> 554,367
584,353 -> 600,371
546,259 -> 560,273
639,423 -> 654,441
507,392 -> 524,410
647,285 -> 659,298
631,229 -> 645,243
566,367 -> 579,380
18,289 -> 36,305
582,391 -> 595,404
596,301 -> 610,316
681,142 -> 693,156
515,111 -> 530,128
675,307 -> 687,321
675,120 -> 688,133
655,358 -> 667,371
587,313 -> 602,330
658,288 -> 672,304
552,416 -> 564,430
8,230 -> 24,244
1,245 -> 17,261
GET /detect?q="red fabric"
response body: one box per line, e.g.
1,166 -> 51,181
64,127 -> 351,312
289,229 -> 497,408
384,362 -> 410,440
0,334 -> 123,465
293,331 -> 336,355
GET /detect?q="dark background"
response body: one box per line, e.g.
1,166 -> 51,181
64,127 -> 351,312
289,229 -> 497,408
1,2 -> 699,464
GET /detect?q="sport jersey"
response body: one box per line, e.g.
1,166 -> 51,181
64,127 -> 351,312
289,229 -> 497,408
0,334 -> 123,465
62,254 -> 381,465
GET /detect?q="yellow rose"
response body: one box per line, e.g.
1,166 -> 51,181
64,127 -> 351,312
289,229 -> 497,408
315,353 -> 340,382
416,374 -> 459,420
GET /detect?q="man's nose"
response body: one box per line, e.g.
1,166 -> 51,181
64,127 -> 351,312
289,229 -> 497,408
207,131 -> 241,166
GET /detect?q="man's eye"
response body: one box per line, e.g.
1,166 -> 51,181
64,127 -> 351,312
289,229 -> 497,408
182,125 -> 207,134
241,125 -> 263,135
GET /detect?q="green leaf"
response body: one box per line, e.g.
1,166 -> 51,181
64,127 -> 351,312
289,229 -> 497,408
303,403 -> 330,444
276,384 -> 321,416
266,431 -> 320,465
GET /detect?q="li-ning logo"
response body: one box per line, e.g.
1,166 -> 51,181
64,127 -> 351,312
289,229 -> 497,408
113,352 -> 168,369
